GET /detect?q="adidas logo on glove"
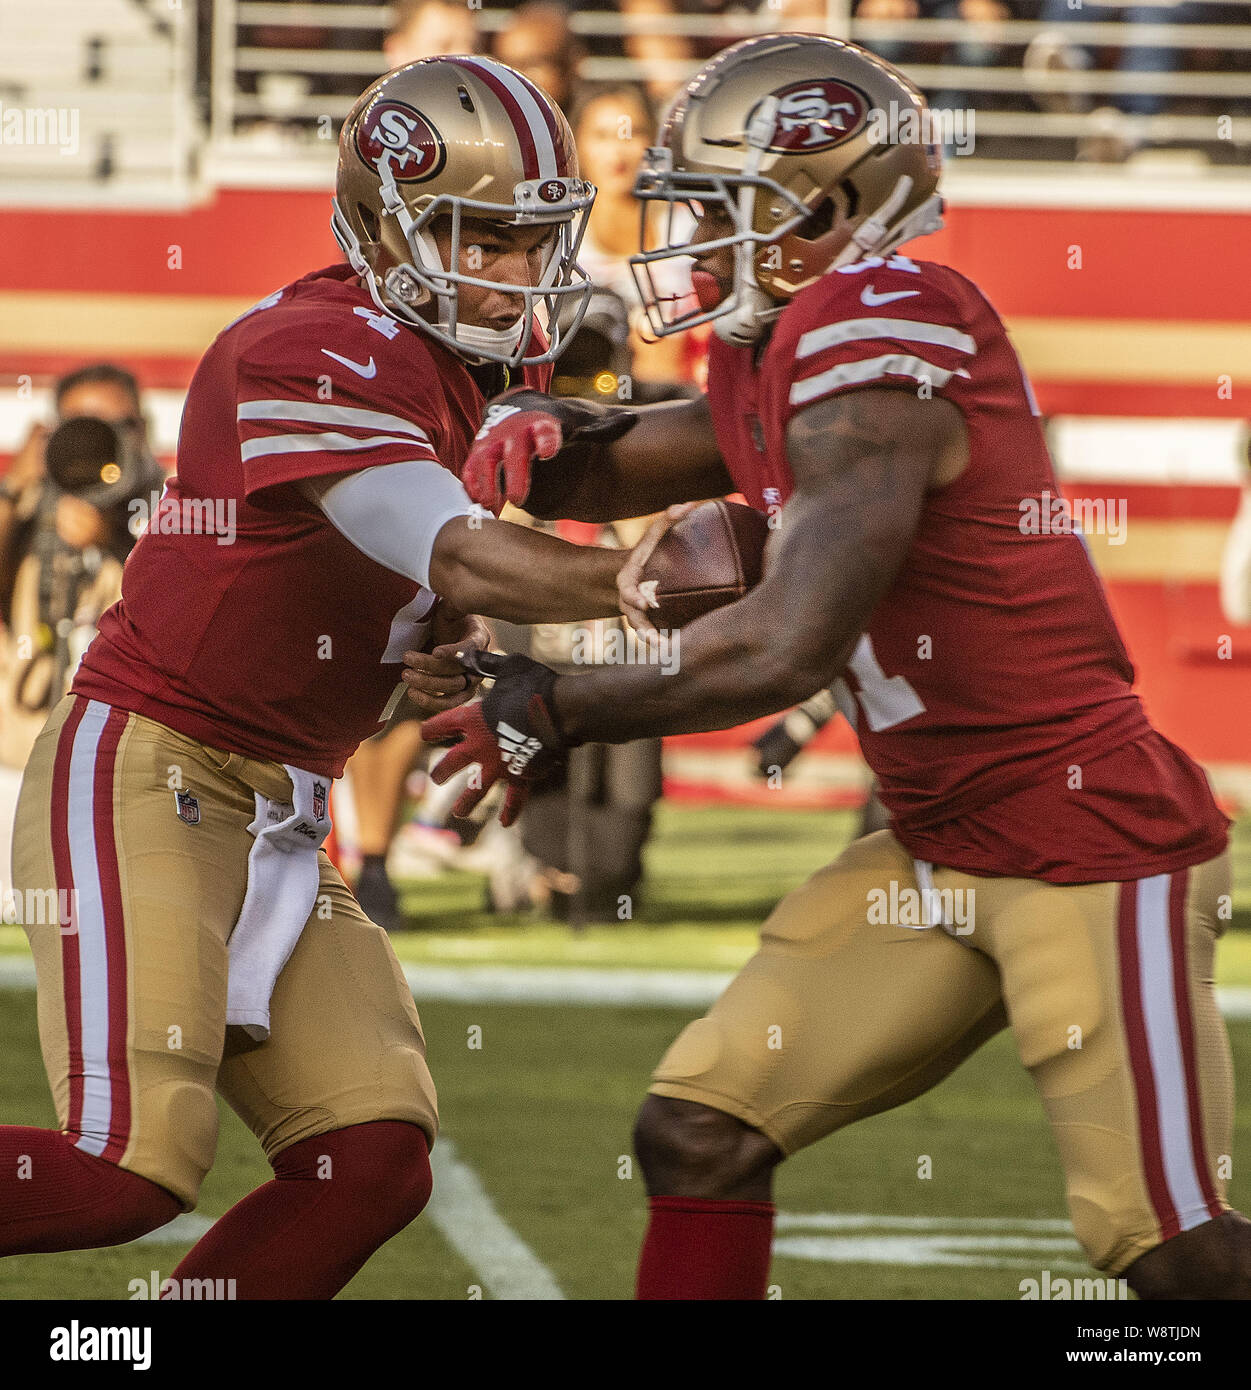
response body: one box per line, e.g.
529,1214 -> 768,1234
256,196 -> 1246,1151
496,721 -> 543,775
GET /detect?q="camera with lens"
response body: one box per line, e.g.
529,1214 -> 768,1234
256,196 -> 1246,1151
44,415 -> 155,514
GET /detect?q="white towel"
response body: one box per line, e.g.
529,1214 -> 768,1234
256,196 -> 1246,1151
912,859 -> 940,928
226,766 -> 332,1043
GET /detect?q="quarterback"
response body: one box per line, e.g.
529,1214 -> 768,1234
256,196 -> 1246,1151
428,35 -> 1250,1299
0,56 -> 628,1298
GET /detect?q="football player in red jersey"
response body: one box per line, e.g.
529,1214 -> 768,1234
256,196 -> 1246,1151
427,34 -> 1251,1299
0,56 -> 639,1299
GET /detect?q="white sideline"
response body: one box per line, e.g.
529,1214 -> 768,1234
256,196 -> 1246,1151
426,1139 -> 565,1301
401,963 -> 733,1007
1,955 -> 1250,1018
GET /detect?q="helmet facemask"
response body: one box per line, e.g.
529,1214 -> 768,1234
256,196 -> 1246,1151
629,153 -> 809,346
629,156 -> 942,348
332,158 -> 596,368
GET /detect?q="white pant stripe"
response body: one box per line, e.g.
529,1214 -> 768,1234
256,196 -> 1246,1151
65,699 -> 113,1156
1135,873 -> 1209,1231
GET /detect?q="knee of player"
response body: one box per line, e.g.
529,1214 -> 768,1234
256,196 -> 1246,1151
275,1120 -> 432,1225
106,1172 -> 185,1246
389,1126 -> 434,1222
633,1096 -> 772,1194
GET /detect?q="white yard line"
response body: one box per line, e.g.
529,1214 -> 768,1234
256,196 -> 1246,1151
401,963 -> 733,1007
2,955 -> 1250,1018
130,1213 -> 214,1245
426,1139 -> 565,1301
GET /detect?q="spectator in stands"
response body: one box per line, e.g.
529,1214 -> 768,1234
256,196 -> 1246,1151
597,0 -> 855,106
0,364 -> 163,872
1025,2 -> 1206,159
494,1 -> 585,110
855,0 -> 1012,113
385,0 -> 481,68
572,84 -> 701,388
579,1 -> 750,108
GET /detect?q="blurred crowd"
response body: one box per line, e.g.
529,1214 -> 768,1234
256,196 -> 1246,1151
224,0 -> 1248,165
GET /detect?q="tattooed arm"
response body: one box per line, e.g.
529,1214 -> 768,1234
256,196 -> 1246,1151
552,387 -> 968,743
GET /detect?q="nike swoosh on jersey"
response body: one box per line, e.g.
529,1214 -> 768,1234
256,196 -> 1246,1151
321,349 -> 378,379
860,286 -> 922,307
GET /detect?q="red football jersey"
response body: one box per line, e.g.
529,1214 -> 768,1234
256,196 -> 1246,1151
74,263 -> 551,778
706,253 -> 1227,883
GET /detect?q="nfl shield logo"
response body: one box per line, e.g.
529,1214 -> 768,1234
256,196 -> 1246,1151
312,781 -> 328,822
175,789 -> 200,825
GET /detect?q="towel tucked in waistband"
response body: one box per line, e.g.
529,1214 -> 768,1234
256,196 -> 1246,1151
226,766 -> 332,1043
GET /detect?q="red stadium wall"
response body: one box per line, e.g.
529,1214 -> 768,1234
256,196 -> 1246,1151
2,190 -> 1248,803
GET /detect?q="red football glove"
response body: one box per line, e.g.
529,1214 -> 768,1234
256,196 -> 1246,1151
421,651 -> 571,827
461,388 -> 637,514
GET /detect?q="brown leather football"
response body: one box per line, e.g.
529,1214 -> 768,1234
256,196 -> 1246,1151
640,499 -> 770,628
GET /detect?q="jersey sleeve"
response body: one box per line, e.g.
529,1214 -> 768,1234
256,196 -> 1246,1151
777,266 -> 978,426
234,324 -> 445,503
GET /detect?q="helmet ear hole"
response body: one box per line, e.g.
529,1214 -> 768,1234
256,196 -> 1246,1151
836,182 -> 859,223
796,196 -> 836,244
357,204 -> 379,244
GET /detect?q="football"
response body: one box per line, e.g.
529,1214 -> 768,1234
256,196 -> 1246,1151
639,499 -> 771,628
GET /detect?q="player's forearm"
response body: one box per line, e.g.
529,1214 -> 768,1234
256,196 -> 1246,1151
429,515 -> 623,624
554,454 -> 925,743
526,398 -> 733,523
553,587 -> 851,743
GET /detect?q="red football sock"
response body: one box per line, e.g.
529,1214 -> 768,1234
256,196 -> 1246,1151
636,1195 -> 775,1300
170,1120 -> 432,1300
0,1126 -> 181,1254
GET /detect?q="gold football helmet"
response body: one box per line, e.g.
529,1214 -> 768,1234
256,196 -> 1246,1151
333,55 -> 595,366
630,34 -> 944,346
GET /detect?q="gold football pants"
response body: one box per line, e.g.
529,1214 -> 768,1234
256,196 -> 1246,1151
650,829 -> 1232,1274
12,695 -> 438,1208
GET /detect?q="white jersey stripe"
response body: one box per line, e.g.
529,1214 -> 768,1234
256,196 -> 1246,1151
790,355 -> 971,406
1135,873 -> 1211,1231
459,56 -> 558,180
797,318 -> 977,359
241,432 -> 438,462
66,700 -> 113,1158
237,399 -> 434,444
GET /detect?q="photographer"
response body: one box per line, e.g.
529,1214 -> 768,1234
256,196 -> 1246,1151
0,365 -> 164,839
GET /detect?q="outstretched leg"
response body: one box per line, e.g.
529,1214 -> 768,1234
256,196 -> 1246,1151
0,1127 -> 180,1254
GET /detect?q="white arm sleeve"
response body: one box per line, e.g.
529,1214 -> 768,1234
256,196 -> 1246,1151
1221,486 -> 1251,627
314,460 -> 474,591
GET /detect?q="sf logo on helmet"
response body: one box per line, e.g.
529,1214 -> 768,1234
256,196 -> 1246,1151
356,99 -> 447,182
766,80 -> 870,152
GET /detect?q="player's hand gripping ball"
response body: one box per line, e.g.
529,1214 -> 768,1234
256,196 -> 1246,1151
619,499 -> 770,634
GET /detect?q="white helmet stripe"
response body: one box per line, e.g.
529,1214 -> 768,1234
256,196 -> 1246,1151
456,56 -> 559,181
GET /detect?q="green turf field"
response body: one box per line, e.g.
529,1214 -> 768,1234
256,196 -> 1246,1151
2,803 -> 1249,1300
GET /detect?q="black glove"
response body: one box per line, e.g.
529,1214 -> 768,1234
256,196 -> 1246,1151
421,651 -> 575,827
